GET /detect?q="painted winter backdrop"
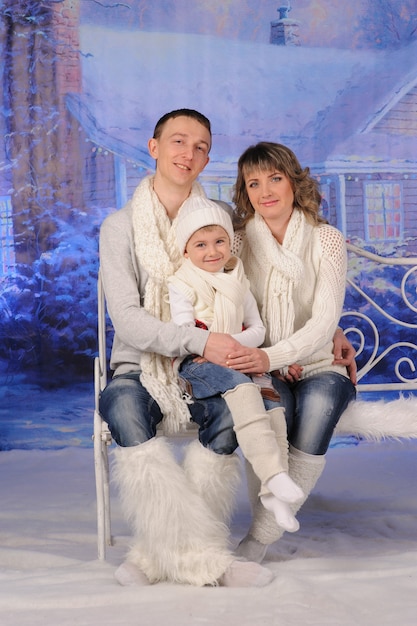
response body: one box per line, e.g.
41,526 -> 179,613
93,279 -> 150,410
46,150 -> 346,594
1,0 -> 417,404
0,3 -> 417,624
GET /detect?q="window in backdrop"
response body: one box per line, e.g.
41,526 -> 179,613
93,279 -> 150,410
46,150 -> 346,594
364,182 -> 403,242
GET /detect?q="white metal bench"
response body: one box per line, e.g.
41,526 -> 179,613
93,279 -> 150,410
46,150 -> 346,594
93,244 -> 417,560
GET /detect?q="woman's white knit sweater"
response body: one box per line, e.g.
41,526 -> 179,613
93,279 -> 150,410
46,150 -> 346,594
238,219 -> 349,380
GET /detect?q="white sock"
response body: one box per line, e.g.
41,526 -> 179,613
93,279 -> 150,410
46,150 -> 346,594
260,494 -> 300,533
219,559 -> 274,587
115,561 -> 151,586
266,472 -> 304,504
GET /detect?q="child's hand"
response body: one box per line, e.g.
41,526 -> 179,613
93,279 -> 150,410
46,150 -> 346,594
285,363 -> 303,383
272,364 -> 303,383
192,356 -> 208,364
271,363 -> 303,383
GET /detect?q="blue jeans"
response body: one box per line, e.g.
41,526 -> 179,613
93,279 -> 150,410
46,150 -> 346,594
178,359 -> 355,454
99,365 -> 355,457
178,356 -> 280,411
99,370 -> 238,454
270,372 -> 357,455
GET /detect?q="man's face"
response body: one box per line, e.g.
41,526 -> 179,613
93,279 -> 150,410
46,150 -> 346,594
148,116 -> 210,188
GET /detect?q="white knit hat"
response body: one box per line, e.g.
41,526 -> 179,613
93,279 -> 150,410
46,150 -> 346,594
175,196 -> 235,253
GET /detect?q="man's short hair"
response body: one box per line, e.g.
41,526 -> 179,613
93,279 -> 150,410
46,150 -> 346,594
153,109 -> 211,143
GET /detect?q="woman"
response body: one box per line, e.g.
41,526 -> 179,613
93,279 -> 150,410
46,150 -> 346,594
228,142 -> 357,563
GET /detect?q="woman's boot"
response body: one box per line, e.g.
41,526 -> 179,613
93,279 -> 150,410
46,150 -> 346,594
236,445 -> 326,563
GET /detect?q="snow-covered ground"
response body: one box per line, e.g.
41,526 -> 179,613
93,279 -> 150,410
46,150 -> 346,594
0,384 -> 416,625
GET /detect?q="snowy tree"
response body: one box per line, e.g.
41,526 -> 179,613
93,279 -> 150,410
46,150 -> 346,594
357,0 -> 417,49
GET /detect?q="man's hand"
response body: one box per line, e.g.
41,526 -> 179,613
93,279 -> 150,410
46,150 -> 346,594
332,327 -> 357,385
203,333 -> 243,366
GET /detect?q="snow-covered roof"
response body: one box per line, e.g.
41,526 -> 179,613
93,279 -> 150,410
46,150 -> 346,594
70,26 -> 417,174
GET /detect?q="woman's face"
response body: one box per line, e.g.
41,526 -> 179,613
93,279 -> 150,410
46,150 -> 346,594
244,168 -> 294,221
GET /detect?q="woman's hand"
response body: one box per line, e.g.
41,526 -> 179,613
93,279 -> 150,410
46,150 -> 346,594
225,346 -> 270,374
332,327 -> 357,385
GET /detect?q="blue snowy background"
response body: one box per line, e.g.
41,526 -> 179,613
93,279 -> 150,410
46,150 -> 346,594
0,0 -> 416,448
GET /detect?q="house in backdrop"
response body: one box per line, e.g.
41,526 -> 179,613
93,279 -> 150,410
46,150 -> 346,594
66,25 -> 417,252
64,20 -> 417,389
1,3 -> 416,386
1,2 -> 417,270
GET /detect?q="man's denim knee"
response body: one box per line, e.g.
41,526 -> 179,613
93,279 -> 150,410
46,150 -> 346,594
99,372 -> 163,446
99,371 -> 238,454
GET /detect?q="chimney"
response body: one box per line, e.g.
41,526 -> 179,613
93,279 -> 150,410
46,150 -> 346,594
270,3 -> 300,46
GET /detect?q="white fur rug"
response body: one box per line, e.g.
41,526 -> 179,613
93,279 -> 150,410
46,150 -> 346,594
335,395 -> 417,441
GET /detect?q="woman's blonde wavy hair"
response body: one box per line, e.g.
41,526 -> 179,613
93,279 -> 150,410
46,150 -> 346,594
232,142 -> 326,229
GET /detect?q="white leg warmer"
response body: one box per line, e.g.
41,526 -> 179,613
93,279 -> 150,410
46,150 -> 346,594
182,439 -> 241,525
243,407 -> 292,511
224,383 -> 300,499
112,437 -> 233,586
236,447 -> 326,561
264,408 -> 304,503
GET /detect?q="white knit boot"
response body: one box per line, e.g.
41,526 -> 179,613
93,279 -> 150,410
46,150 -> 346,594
112,437 -> 233,586
236,446 -> 326,563
223,384 -> 302,503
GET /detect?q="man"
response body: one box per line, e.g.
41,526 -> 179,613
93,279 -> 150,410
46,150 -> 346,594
99,109 -> 276,587
99,109 -> 356,587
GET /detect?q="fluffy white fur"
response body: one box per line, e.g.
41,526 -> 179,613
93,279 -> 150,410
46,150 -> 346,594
182,439 -> 241,525
112,437 -> 233,586
335,395 -> 417,441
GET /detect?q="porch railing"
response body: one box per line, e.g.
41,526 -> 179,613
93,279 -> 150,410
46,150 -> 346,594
341,243 -> 417,393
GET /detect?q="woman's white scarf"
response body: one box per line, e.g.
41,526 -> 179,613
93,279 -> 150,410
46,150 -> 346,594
131,175 -> 207,433
245,210 -> 310,346
170,256 -> 249,334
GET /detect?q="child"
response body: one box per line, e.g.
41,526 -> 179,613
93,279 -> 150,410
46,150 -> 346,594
169,196 -> 304,532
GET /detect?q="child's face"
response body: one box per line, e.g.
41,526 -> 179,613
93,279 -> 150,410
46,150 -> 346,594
184,225 -> 231,273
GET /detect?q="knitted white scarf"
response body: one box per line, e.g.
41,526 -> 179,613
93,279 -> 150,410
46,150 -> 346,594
131,175 -> 207,433
170,256 -> 249,333
245,210 -> 310,346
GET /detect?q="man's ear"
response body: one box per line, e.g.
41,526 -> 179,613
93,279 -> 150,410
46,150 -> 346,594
148,137 -> 158,159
